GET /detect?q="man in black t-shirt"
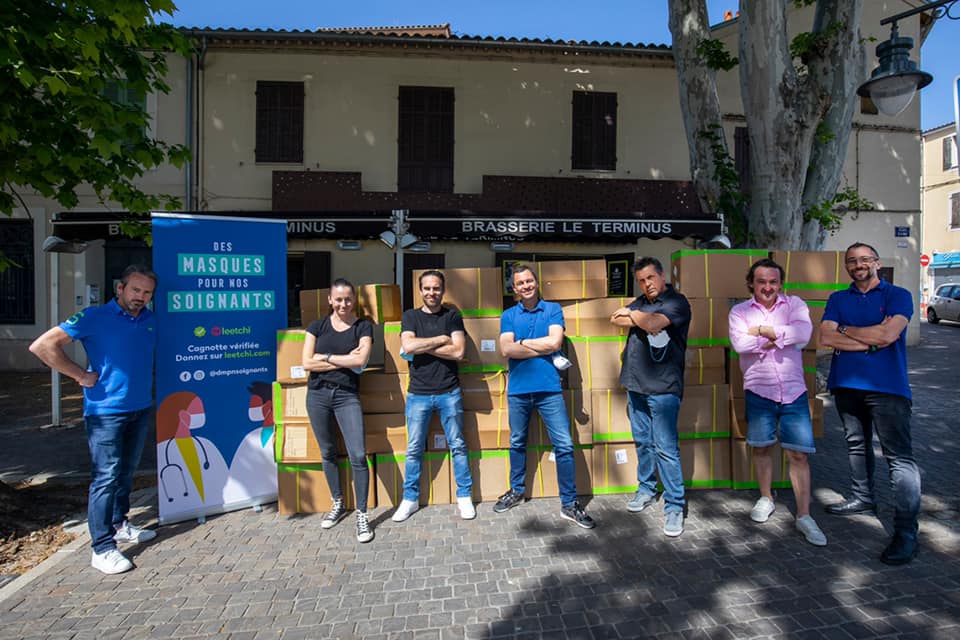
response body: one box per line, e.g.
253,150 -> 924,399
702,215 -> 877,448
611,257 -> 691,537
391,271 -> 476,522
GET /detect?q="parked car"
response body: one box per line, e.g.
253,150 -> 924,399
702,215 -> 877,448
927,283 -> 960,324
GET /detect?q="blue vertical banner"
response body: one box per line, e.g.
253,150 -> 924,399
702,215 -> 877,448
152,213 -> 287,524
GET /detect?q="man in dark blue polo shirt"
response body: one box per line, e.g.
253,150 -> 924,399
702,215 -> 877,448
30,265 -> 159,574
821,242 -> 921,565
612,256 -> 691,537
494,264 -> 595,528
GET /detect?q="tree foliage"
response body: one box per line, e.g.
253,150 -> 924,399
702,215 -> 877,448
0,0 -> 192,269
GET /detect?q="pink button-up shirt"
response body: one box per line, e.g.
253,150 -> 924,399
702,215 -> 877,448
728,294 -> 812,404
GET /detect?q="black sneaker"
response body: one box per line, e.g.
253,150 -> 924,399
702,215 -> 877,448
355,511 -> 374,543
560,501 -> 596,529
321,498 -> 346,529
493,489 -> 525,513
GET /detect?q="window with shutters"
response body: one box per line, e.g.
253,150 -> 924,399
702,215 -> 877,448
255,81 -> 304,163
950,192 -> 960,230
943,135 -> 958,171
0,221 -> 35,324
398,86 -> 454,192
572,91 -> 617,171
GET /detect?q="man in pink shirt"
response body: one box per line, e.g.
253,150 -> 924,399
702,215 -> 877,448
728,258 -> 827,546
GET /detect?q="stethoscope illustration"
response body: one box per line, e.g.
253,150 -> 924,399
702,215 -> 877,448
160,436 -> 210,502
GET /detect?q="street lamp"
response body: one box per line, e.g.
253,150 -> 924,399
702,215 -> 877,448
857,0 -> 957,117
41,235 -> 89,427
382,209 -> 419,302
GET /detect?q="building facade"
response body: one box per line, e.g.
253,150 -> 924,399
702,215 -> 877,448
920,122 -> 960,300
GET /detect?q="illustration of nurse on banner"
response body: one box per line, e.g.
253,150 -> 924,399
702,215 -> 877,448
156,391 -> 228,511
223,382 -> 278,504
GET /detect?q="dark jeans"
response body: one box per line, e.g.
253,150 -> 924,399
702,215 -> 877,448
507,392 -> 577,506
305,386 -> 369,512
833,388 -> 921,534
85,408 -> 152,553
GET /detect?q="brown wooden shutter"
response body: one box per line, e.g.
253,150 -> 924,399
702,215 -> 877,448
255,81 -> 304,163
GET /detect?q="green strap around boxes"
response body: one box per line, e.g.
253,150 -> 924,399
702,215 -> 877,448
671,249 -> 770,258
459,364 -> 507,373
277,330 -> 305,342
732,480 -> 793,490
688,337 -> 731,347
384,324 -> 401,333
460,308 -> 502,318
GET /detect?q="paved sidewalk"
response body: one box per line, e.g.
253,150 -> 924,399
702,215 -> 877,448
1,324 -> 958,639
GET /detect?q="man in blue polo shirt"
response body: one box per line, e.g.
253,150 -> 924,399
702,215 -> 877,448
494,264 -> 595,528
820,242 -> 921,565
30,265 -> 159,574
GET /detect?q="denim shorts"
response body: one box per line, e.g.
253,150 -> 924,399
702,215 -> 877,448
744,390 -> 815,454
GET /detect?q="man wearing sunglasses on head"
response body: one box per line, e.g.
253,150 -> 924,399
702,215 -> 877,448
820,242 -> 920,565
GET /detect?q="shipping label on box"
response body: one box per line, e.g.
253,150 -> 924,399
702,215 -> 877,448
681,438 -> 732,489
462,317 -> 507,372
276,330 -> 308,384
413,267 -> 503,314
678,384 -> 731,437
273,381 -> 308,421
566,336 -> 626,391
531,260 -> 607,301
277,456 -> 376,514
469,450 -> 511,501
590,389 -> 633,443
731,440 -> 792,489
687,298 -> 731,347
591,443 -> 639,495
375,451 -> 452,507
773,250 -> 847,301
461,371 -> 508,411
560,298 -> 633,337
525,445 -> 593,498
671,249 -> 770,299
300,284 -> 402,327
528,390 -> 593,446
684,347 -> 726,386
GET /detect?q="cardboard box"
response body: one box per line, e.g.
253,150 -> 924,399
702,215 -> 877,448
688,298 -> 731,347
461,371 -> 509,411
685,347 -> 726,386
671,249 -> 770,299
359,371 -> 407,414
363,413 -> 410,453
773,250 -> 847,301
461,317 -> 507,373
276,329 -> 309,384
678,384 -> 731,437
375,451 -> 452,507
560,297 -> 634,337
591,443 -> 639,495
382,321 -> 406,374
528,390 -> 593,447
806,301 -> 825,349
300,284 -> 402,326
461,409 -> 512,451
273,381 -> 309,422
525,445 -> 593,498
530,260 -> 607,301
590,389 -> 633,443
276,419 -> 323,463
277,456 -> 376,514
731,394 -> 825,440
566,336 -> 626,391
412,267 -> 503,314
731,440 -> 792,489
681,438 -> 732,489
728,350 -> 818,399
469,450 -> 512,501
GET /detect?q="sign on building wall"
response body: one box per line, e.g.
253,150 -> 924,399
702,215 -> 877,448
152,213 -> 287,524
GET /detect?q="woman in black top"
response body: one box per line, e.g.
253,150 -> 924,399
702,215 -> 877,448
301,278 -> 374,542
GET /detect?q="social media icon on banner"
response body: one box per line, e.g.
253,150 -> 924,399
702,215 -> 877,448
193,370 -> 205,381
179,371 -> 191,382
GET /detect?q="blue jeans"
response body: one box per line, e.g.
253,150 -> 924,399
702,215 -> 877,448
508,392 -> 578,506
627,392 -> 685,514
744,390 -> 816,454
404,388 -> 472,500
85,409 -> 152,553
833,388 -> 921,534
306,386 -> 370,512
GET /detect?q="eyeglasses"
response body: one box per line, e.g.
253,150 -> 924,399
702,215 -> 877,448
844,256 -> 878,266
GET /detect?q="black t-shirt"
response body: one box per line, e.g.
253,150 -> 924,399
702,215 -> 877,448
619,285 -> 691,397
401,306 -> 465,394
305,316 -> 373,392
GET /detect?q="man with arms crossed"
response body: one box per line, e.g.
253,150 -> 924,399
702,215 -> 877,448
392,270 -> 476,522
30,265 -> 158,574
820,242 -> 921,565
611,257 -> 690,537
728,258 -> 826,546
493,265 -> 595,528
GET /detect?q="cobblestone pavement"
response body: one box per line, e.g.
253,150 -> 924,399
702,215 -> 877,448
0,323 -> 958,639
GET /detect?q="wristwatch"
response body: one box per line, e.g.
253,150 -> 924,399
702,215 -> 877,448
837,325 -> 847,334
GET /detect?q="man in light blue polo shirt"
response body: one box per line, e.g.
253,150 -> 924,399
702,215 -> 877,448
30,265 -> 159,574
494,264 -> 595,528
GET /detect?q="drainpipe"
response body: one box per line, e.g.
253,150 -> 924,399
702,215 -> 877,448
196,36 -> 208,210
185,52 -> 193,210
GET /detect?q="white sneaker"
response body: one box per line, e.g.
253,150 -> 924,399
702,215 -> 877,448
91,548 -> 133,574
750,497 -> 776,523
392,499 -> 420,522
113,520 -> 157,544
457,496 -> 476,520
796,515 -> 828,546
